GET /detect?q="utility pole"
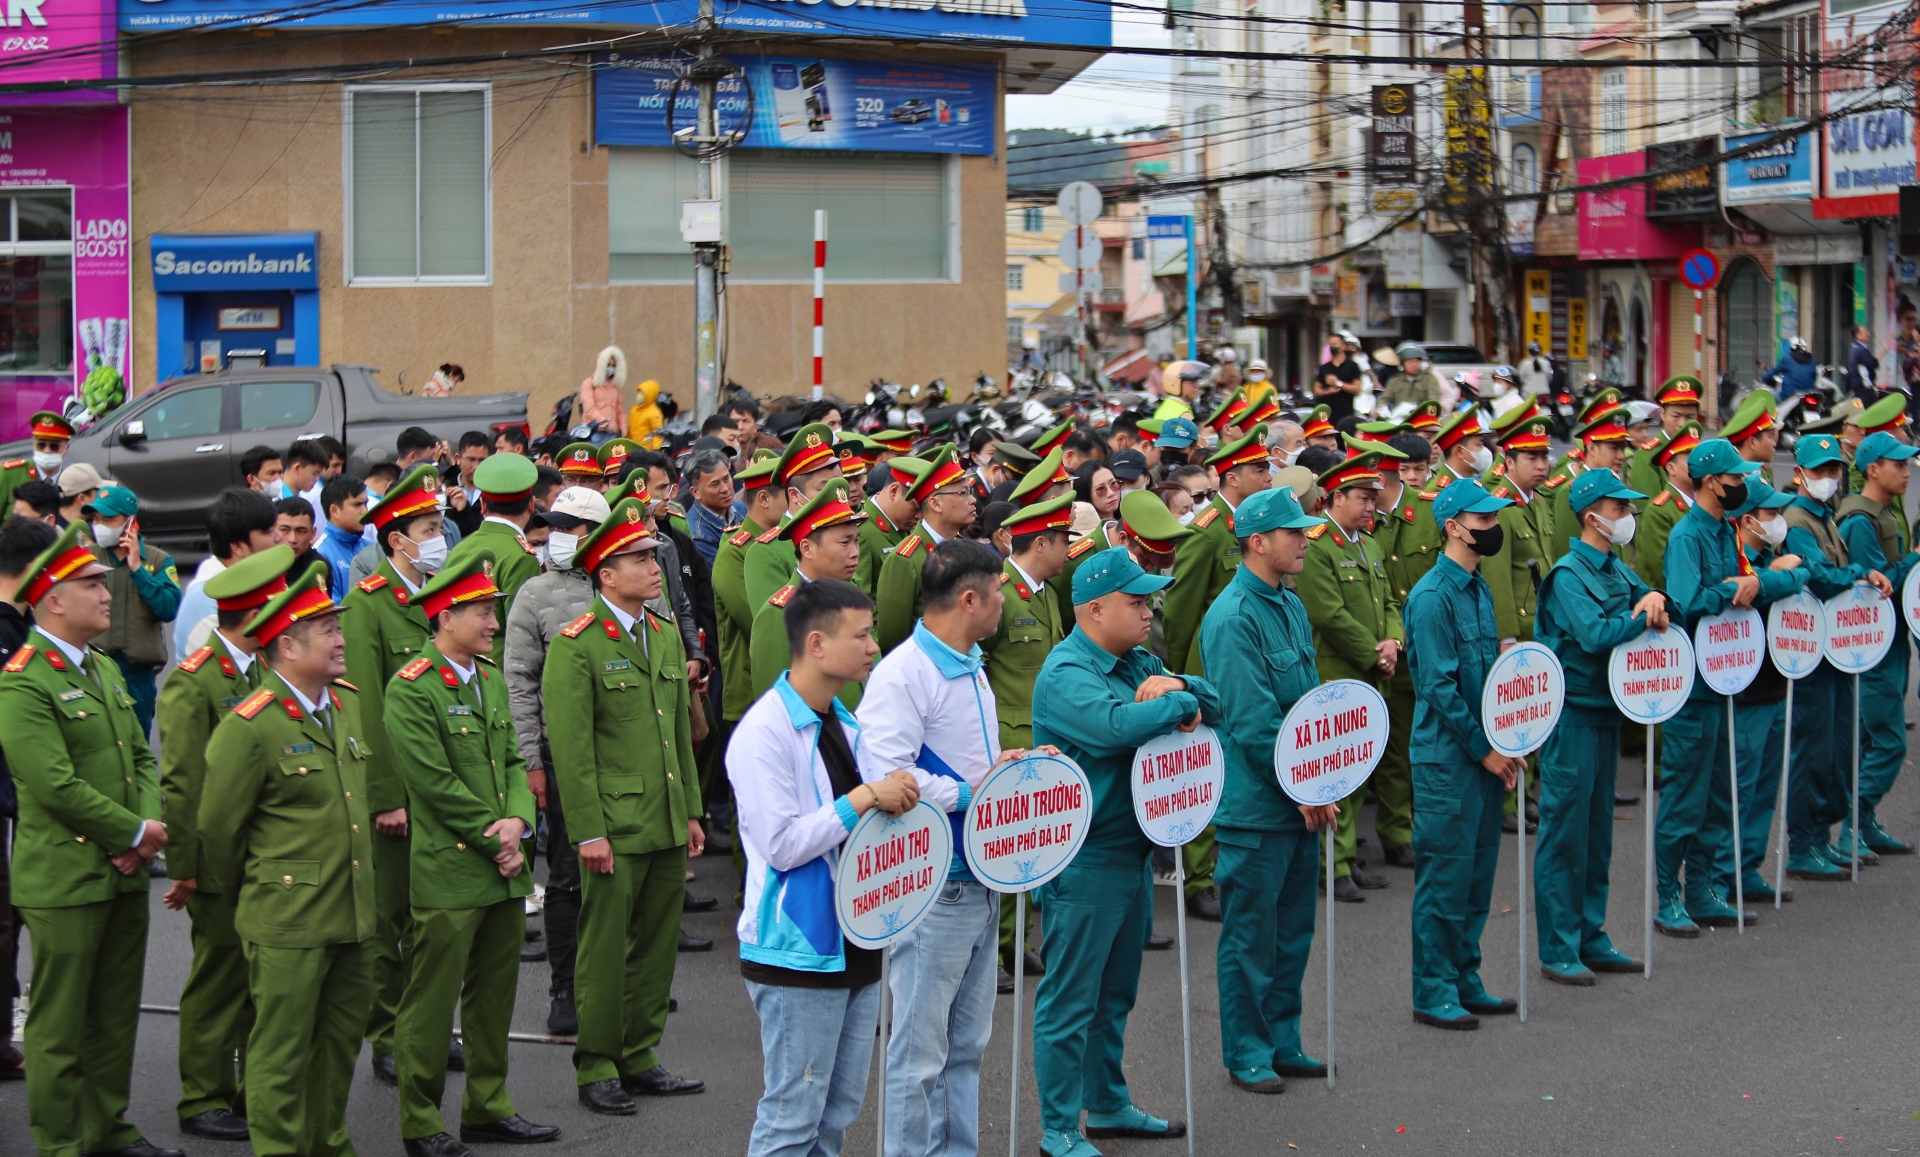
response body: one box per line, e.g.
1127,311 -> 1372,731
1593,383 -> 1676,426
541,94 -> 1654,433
691,0 -> 722,423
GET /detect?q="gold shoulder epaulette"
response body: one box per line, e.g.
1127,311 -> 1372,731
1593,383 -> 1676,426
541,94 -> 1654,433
1305,523 -> 1328,539
755,526 -> 783,544
999,572 -> 1012,584
560,612 -> 597,638
1542,474 -> 1568,489
1493,486 -> 1512,499
1066,537 -> 1097,559
1652,491 -> 1671,507
234,688 -> 275,719
770,584 -> 797,608
397,656 -> 434,681
356,574 -> 389,593
1193,508 -> 1220,529
0,459 -> 25,470
332,677 -> 359,692
894,534 -> 924,558
178,645 -> 214,673
2,644 -> 32,673
729,529 -> 753,547
1434,475 -> 1452,491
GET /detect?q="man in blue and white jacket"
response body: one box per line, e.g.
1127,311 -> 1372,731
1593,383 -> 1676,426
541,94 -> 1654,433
856,539 -> 1040,1157
728,578 -> 919,1157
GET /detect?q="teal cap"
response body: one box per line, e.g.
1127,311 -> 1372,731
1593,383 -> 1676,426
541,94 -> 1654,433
1568,469 -> 1646,515
1685,437 -> 1763,481
1158,417 -> 1201,449
1730,478 -> 1795,519
1072,546 -> 1174,604
1794,432 -> 1847,470
86,484 -> 138,518
1234,487 -> 1326,535
1855,430 -> 1919,470
1431,478 -> 1512,524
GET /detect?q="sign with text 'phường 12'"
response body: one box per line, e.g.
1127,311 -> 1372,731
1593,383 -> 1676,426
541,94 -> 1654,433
964,754 -> 1091,893
1608,627 -> 1696,725
834,801 -> 951,950
1275,679 -> 1389,808
1131,724 -> 1224,848
1480,641 -> 1565,758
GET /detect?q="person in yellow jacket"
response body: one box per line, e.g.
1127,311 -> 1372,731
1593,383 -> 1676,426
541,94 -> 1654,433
627,379 -> 667,450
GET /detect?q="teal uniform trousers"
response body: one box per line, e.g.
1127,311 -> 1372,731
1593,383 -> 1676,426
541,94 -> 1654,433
1723,697 -> 1786,890
1031,862 -> 1152,1131
1788,665 -> 1853,855
1856,639 -> 1910,815
1411,762 -> 1505,1011
1533,717 -> 1621,964
1215,828 -> 1317,1070
1654,697 -> 1731,905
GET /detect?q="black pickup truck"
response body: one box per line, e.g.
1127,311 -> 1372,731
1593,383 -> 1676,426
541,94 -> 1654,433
0,364 -> 528,555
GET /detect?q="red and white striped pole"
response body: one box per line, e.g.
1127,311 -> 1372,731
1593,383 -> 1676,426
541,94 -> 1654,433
813,209 -> 827,400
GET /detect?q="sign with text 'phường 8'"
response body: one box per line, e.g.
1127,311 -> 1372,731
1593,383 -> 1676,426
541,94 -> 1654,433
1131,724 -> 1223,848
834,801 -> 951,950
1275,679 -> 1389,808
1823,584 -> 1895,674
964,753 -> 1091,893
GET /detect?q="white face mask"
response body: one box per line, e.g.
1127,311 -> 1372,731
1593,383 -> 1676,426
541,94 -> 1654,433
1590,512 -> 1636,546
1177,509 -> 1198,526
1804,476 -> 1841,503
410,533 -> 448,574
544,531 -> 579,570
1467,445 -> 1494,475
91,521 -> 121,548
1283,446 -> 1304,468
32,450 -> 62,474
1755,515 -> 1787,547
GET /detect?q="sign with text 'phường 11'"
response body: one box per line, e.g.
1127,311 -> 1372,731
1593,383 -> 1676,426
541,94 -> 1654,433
1693,606 -> 1764,695
1480,641 -> 1565,758
1608,627 -> 1696,725
594,53 -> 996,155
1131,724 -> 1223,848
1275,679 -> 1389,808
964,754 -> 1091,894
834,800 -> 951,950
1823,584 -> 1895,675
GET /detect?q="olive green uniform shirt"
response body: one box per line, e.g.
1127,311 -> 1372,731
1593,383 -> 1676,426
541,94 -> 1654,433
1296,519 -> 1403,685
1630,484 -> 1689,597
1482,482 -> 1553,642
875,521 -> 942,654
856,501 -> 908,597
714,515 -> 768,723
1164,495 -> 1241,675
341,560 -> 433,814
981,559 -> 1067,749
156,630 -> 267,889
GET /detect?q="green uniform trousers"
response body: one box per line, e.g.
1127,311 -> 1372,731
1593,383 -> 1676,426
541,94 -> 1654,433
997,888 -> 1040,965
1374,670 -> 1416,851
574,846 -> 685,1085
1789,666 -> 1852,855
1031,860 -> 1151,1132
177,889 -> 254,1120
1857,640 -> 1910,816
398,900 -> 525,1139
243,938 -> 374,1157
19,891 -> 149,1157
1654,697 -> 1731,905
1533,719 -> 1622,966
366,829 -> 413,1056
1320,785 -> 1362,880
1703,699 -> 1786,894
1410,762 -> 1504,1015
1180,825 -> 1215,895
1214,828 -> 1317,1072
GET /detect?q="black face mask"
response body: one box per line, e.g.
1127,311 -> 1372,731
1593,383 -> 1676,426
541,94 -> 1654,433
1466,524 -> 1504,556
1717,479 -> 1749,513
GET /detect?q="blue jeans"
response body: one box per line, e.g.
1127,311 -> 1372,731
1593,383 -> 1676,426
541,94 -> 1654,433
746,980 -> 880,1157
885,880 -> 999,1157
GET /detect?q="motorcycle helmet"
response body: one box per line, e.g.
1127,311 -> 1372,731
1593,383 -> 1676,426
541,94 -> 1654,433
1790,336 -> 1812,354
1528,341 -> 1542,355
1491,365 -> 1517,381
1395,342 -> 1427,364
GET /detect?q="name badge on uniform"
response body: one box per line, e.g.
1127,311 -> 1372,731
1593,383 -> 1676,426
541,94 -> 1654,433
57,688 -> 86,702
446,704 -> 474,716
282,742 -> 314,755
347,736 -> 366,758
604,659 -> 633,672
1338,559 -> 1359,568
219,696 -> 246,711
1014,617 -> 1039,627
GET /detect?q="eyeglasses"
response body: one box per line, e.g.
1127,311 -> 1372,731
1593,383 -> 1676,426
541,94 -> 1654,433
931,487 -> 973,502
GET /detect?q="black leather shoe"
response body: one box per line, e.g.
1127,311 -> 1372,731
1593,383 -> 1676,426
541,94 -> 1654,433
460,1115 -> 561,1145
1382,843 -> 1416,868
373,1052 -> 399,1085
684,893 -> 719,913
1614,792 -> 1641,806
622,1066 -> 705,1096
1332,876 -> 1364,903
181,1108 -> 250,1140
1501,812 -> 1538,835
1023,949 -> 1046,976
1461,995 -> 1518,1016
1146,933 -> 1174,951
520,942 -> 547,963
577,1079 -> 637,1116
997,965 -> 1014,994
1187,886 -> 1222,921
87,1140 -> 186,1157
679,929 -> 713,952
669,996 -> 678,1013
1349,865 -> 1389,890
403,1133 -> 473,1157
448,1037 -> 466,1072
524,927 -> 542,942
547,991 -> 578,1037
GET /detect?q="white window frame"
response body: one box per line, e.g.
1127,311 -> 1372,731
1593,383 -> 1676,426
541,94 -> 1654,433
1006,263 -> 1025,291
1600,68 -> 1628,155
0,185 -> 74,259
342,83 -> 493,287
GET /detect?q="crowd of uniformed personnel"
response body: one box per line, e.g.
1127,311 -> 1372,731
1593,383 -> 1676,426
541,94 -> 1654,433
2,359 -> 1919,1157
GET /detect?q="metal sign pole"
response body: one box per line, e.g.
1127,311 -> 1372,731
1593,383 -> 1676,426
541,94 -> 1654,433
1774,681 -> 1793,909
1728,697 -> 1743,933
1174,857 -> 1195,1157
1184,215 -> 1199,359
877,950 -> 890,1157
1517,756 -> 1528,1023
1644,723 -> 1655,980
1008,892 -> 1025,1157
1852,673 -> 1863,881
1325,823 -> 1336,1091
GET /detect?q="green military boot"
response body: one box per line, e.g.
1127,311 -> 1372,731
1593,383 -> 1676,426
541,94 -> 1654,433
1655,893 -> 1700,938
1540,961 -> 1597,986
1785,851 -> 1844,881
1686,888 -> 1757,928
1830,825 -> 1883,867
1740,873 -> 1791,903
1861,815 -> 1915,855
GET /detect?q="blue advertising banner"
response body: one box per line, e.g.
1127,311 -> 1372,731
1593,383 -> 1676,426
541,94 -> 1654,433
122,0 -> 1110,45
150,232 -> 319,292
1723,128 -> 1814,204
594,54 -> 995,155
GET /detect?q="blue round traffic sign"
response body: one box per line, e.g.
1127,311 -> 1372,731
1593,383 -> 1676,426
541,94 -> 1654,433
1679,248 -> 1720,290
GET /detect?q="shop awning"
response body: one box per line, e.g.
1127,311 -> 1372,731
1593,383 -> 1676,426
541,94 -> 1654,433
1102,348 -> 1155,384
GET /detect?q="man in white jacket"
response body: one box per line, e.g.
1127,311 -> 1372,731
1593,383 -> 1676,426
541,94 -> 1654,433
728,577 -> 919,1157
857,539 -> 1041,1157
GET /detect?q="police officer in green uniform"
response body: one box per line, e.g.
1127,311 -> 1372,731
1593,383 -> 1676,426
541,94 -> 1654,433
0,521 -> 173,1157
745,424 -> 844,610
855,455 -> 929,596
1628,422 -> 1701,588
0,409 -> 75,513
556,441 -> 607,491
1296,440 -> 1405,900
200,562 -> 375,1157
157,544 -> 297,1141
874,446 -> 974,652
340,464 -> 449,1083
1483,415 -> 1555,647
1403,479 -> 1523,1030
1388,412 -> 1493,610
714,455 -> 781,728
1628,376 -> 1704,496
1834,431 -> 1920,859
1030,548 -> 1220,1157
543,498 -> 705,1115
1201,487 -> 1337,1093
385,551 -> 556,1157
1359,432 -> 1427,870
1009,446 -> 1073,509
1847,394 -> 1909,528
447,454 -> 544,655
749,481 -> 867,702
1544,404 -> 1631,563
1533,471 -> 1668,985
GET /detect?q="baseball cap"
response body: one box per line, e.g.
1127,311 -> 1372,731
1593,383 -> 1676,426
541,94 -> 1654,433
1685,437 -> 1763,481
58,461 -> 103,498
1431,478 -> 1513,525
1626,400 -> 1662,427
545,485 -> 611,527
1855,429 -> 1919,470
1235,487 -> 1326,534
1072,546 -> 1174,604
86,484 -> 138,518
1730,478 -> 1795,520
1107,448 -> 1148,481
1794,433 -> 1846,470
1568,470 -> 1646,515
1157,417 -> 1201,449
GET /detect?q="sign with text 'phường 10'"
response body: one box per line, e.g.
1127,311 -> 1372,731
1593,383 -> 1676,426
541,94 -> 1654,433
1131,724 -> 1224,848
834,801 -> 951,950
1608,627 -> 1696,725
1275,679 -> 1389,808
1693,606 -> 1764,695
1823,584 -> 1895,674
964,754 -> 1091,894
1480,641 -> 1565,758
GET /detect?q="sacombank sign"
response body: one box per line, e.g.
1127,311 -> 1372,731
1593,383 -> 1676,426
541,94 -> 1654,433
154,250 -> 310,277
148,232 -> 320,292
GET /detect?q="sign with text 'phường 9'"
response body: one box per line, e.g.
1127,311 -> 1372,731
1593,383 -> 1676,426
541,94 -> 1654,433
834,801 -> 951,950
1131,724 -> 1223,848
1275,679 -> 1389,808
964,753 -> 1091,893
1767,589 -> 1827,680
594,54 -> 995,155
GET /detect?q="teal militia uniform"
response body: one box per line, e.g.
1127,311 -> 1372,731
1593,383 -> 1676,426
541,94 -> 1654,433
385,640 -> 538,1140
0,628 -> 159,1157
201,673 -> 377,1157
1201,550 -> 1324,1077
1781,485 -> 1868,868
1718,532 -> 1808,901
1380,466 -> 1462,856
1835,488 -> 1920,852
157,628 -> 270,1124
544,591 -> 700,1087
1031,619 -> 1219,1138
1533,538 -> 1660,970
